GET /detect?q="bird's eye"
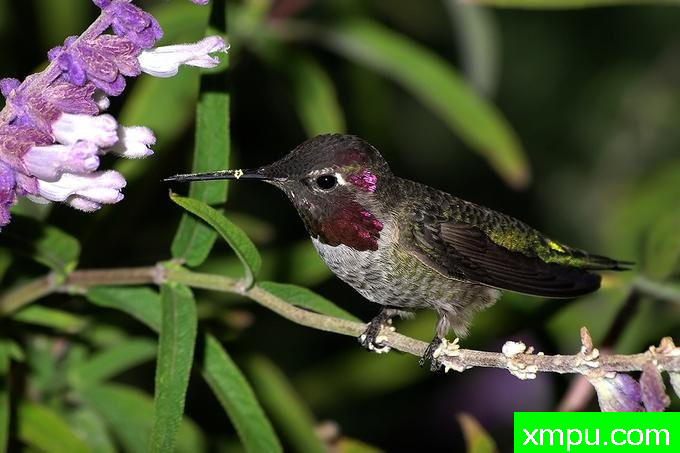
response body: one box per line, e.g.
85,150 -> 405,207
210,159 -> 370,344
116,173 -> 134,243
315,175 -> 337,190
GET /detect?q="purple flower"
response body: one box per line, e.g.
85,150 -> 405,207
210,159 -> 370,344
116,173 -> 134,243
640,362 -> 671,412
95,0 -> 163,49
49,35 -> 141,96
588,373 -> 643,412
0,0 -> 228,230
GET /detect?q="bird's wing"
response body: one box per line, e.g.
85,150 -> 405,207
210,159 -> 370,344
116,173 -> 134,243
407,198 -> 605,298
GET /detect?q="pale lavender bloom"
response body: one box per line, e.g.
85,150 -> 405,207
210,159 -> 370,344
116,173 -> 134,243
0,0 -> 228,229
33,170 -> 126,209
24,142 -> 100,181
192,1 -> 210,5
589,373 -> 643,412
138,36 -> 229,77
640,362 -> 671,412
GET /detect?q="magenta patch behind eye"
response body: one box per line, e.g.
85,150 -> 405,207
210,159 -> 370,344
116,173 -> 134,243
348,170 -> 377,192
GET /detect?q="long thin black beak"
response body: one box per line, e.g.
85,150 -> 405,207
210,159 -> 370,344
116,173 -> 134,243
163,168 -> 269,183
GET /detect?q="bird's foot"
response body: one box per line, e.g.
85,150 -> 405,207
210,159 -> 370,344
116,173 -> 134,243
359,318 -> 395,354
419,337 -> 461,372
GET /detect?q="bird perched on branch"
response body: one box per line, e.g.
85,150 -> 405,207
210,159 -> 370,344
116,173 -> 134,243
165,134 -> 631,370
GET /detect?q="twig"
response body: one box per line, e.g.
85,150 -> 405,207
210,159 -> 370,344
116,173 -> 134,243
1,264 -> 679,377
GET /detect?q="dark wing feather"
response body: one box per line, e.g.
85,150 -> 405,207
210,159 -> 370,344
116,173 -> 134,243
411,220 -> 601,298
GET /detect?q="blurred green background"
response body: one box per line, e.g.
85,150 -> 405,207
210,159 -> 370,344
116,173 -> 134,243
1,0 -> 680,451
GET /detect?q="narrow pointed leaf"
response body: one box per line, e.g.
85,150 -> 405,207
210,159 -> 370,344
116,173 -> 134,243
247,355 -> 325,453
149,283 -> 198,453
17,401 -> 90,453
171,2 -> 230,267
259,282 -> 359,322
12,306 -> 87,333
171,194 -> 262,288
81,384 -> 206,453
85,286 -> 162,331
290,53 -> 346,136
69,338 -> 158,388
201,334 -> 282,453
336,438 -> 384,453
444,1 -> 500,97
317,19 -> 528,188
457,413 -> 498,453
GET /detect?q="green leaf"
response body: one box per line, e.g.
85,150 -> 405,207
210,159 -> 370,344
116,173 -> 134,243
444,1 -> 500,97
336,438 -> 384,453
68,409 -> 117,453
460,0 -> 677,8
246,356 -> 325,453
68,338 -> 157,388
0,343 -> 9,453
457,413 -> 498,453
171,195 -> 262,288
289,53 -> 346,136
0,215 -> 80,276
81,384 -> 206,453
17,401 -> 90,453
259,282 -> 359,322
318,19 -> 528,188
12,306 -> 87,333
171,8 -> 231,267
201,334 -> 282,453
149,283 -> 198,453
85,286 -> 161,331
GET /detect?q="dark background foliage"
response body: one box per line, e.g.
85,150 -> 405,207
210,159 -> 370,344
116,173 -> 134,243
1,0 -> 679,451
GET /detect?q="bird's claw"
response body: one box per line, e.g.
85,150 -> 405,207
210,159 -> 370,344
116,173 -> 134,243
420,337 -> 461,372
359,320 -> 394,354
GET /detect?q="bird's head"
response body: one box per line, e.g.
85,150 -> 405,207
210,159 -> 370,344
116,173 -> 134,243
165,134 -> 393,251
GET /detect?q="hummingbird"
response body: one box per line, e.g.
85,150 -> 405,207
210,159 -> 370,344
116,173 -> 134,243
165,134 -> 631,370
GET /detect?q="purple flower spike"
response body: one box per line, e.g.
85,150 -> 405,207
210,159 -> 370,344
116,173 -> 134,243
0,0 -> 226,229
138,36 -> 229,77
106,1 -> 163,49
640,362 -> 671,412
0,160 -> 16,226
589,373 -> 643,412
191,0 -> 210,4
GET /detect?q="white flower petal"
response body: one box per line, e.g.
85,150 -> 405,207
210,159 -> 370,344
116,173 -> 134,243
37,170 -> 126,206
106,125 -> 155,158
138,36 -> 229,78
52,113 -> 118,147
